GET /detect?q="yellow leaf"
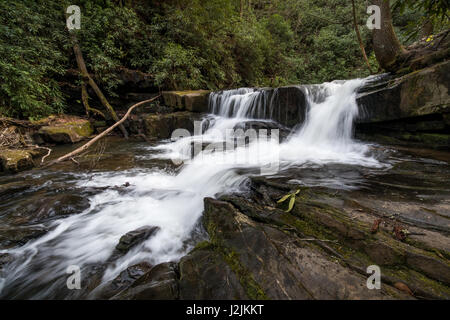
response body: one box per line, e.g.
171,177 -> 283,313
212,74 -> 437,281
277,194 -> 291,203
286,196 -> 296,212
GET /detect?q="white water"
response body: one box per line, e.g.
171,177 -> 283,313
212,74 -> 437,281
0,78 -> 384,298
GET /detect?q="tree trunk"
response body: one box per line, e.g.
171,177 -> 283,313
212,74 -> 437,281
240,0 -> 244,19
70,32 -> 129,138
351,0 -> 373,74
372,0 -> 407,71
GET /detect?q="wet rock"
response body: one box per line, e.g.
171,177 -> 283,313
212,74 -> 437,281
0,225 -> 48,249
0,253 -> 13,272
0,149 -> 35,173
10,193 -> 90,224
357,61 -> 449,123
162,90 -> 210,113
198,197 -> 401,300
111,262 -> 179,300
38,119 -> 93,144
179,244 -> 248,300
90,262 -> 153,299
356,60 -> 450,149
144,112 -> 201,140
116,226 -> 160,253
405,253 -> 450,286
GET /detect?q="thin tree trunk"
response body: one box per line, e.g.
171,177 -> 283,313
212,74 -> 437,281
42,95 -> 160,168
70,32 -> 129,138
372,0 -> 407,71
351,0 -> 373,74
81,82 -> 106,119
240,0 -> 244,19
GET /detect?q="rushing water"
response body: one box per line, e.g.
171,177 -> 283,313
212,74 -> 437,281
0,78 -> 386,299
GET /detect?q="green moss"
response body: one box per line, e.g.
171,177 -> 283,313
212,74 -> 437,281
221,247 -> 268,300
192,240 -> 214,252
203,214 -> 267,300
383,266 -> 450,298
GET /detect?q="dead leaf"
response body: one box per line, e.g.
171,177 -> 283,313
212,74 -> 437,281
394,282 -> 413,296
371,218 -> 382,234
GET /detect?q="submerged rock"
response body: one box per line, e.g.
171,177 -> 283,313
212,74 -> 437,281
90,262 -> 153,299
115,226 -> 160,253
0,225 -> 48,249
8,193 -> 90,225
111,262 -> 179,300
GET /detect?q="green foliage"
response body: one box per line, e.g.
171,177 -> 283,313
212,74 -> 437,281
3,0 -> 440,119
153,43 -> 205,90
0,0 -> 69,119
394,0 -> 449,22
393,0 -> 450,43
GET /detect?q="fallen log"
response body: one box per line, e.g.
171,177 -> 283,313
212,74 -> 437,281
42,95 -> 160,168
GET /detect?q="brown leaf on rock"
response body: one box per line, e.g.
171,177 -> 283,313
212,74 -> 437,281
393,225 -> 407,241
371,218 -> 382,234
394,282 -> 414,296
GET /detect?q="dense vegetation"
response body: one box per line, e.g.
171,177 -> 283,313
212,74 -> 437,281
0,0 -> 448,119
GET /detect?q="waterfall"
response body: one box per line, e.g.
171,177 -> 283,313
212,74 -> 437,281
0,78 -> 382,299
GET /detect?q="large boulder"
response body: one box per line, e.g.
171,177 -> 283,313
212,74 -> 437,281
162,90 -> 210,113
38,119 -> 93,144
356,60 -> 450,149
357,60 -> 449,122
115,226 -> 160,253
144,112 -> 201,140
111,262 -> 179,300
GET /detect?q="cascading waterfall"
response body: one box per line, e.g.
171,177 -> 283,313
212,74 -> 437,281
0,78 -> 383,299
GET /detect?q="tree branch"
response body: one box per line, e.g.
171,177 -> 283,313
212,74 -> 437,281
42,95 -> 160,168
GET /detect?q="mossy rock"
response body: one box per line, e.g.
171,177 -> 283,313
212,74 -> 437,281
38,119 -> 93,144
162,90 -> 210,112
0,149 -> 35,173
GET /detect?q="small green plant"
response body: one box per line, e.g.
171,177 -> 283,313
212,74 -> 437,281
277,189 -> 301,212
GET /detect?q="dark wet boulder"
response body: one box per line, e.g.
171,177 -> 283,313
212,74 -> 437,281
178,244 -> 248,300
0,225 -> 48,249
9,193 -> 90,225
144,112 -> 202,140
197,197 -> 403,300
89,262 -> 153,299
115,226 -> 160,253
357,61 -> 449,123
0,253 -> 13,272
356,60 -> 450,149
111,262 -> 179,300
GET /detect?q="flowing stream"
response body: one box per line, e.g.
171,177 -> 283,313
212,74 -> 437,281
0,78 -> 386,298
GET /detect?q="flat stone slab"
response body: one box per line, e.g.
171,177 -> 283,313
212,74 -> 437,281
162,90 -> 210,112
